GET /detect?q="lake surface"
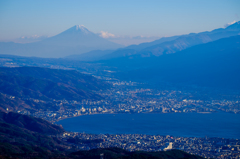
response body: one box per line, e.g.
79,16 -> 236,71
57,113 -> 240,139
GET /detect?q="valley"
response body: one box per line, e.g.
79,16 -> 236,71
0,21 -> 240,159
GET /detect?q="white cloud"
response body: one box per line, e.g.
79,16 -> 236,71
20,35 -> 49,39
99,31 -> 115,38
12,35 -> 49,43
224,20 -> 237,28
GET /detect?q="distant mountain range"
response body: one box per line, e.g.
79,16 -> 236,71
0,67 -> 108,111
0,25 -> 123,58
102,21 -> 240,60
109,35 -> 240,90
67,21 -> 240,61
1,22 -> 239,60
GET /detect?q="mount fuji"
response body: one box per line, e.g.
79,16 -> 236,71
0,25 -> 122,58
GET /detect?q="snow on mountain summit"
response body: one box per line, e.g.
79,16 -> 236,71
75,25 -> 86,30
61,25 -> 92,35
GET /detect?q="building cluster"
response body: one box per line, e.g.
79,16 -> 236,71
60,132 -> 240,159
18,83 -> 240,123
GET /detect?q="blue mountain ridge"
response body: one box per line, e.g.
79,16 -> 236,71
106,35 -> 240,90
99,21 -> 240,60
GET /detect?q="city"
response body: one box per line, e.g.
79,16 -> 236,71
14,80 -> 240,123
60,131 -> 240,159
7,79 -> 239,159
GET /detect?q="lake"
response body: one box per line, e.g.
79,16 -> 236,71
56,112 -> 240,139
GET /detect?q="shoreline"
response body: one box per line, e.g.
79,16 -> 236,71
54,111 -> 225,123
54,112 -> 118,123
54,110 -> 240,124
55,111 -> 240,123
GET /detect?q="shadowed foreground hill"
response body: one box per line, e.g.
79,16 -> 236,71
0,111 -> 64,135
0,66 -> 108,101
0,111 -> 68,158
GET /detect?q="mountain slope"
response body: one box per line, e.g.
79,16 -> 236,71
125,35 -> 181,51
0,67 -> 108,101
65,35 -> 181,61
0,25 -> 123,58
0,92 -> 60,112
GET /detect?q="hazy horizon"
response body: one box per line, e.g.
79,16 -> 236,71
0,0 -> 240,45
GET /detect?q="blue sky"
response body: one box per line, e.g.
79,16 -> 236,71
0,0 -> 240,41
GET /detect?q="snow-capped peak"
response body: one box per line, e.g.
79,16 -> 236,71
63,25 -> 92,35
73,25 -> 90,33
75,25 -> 86,30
